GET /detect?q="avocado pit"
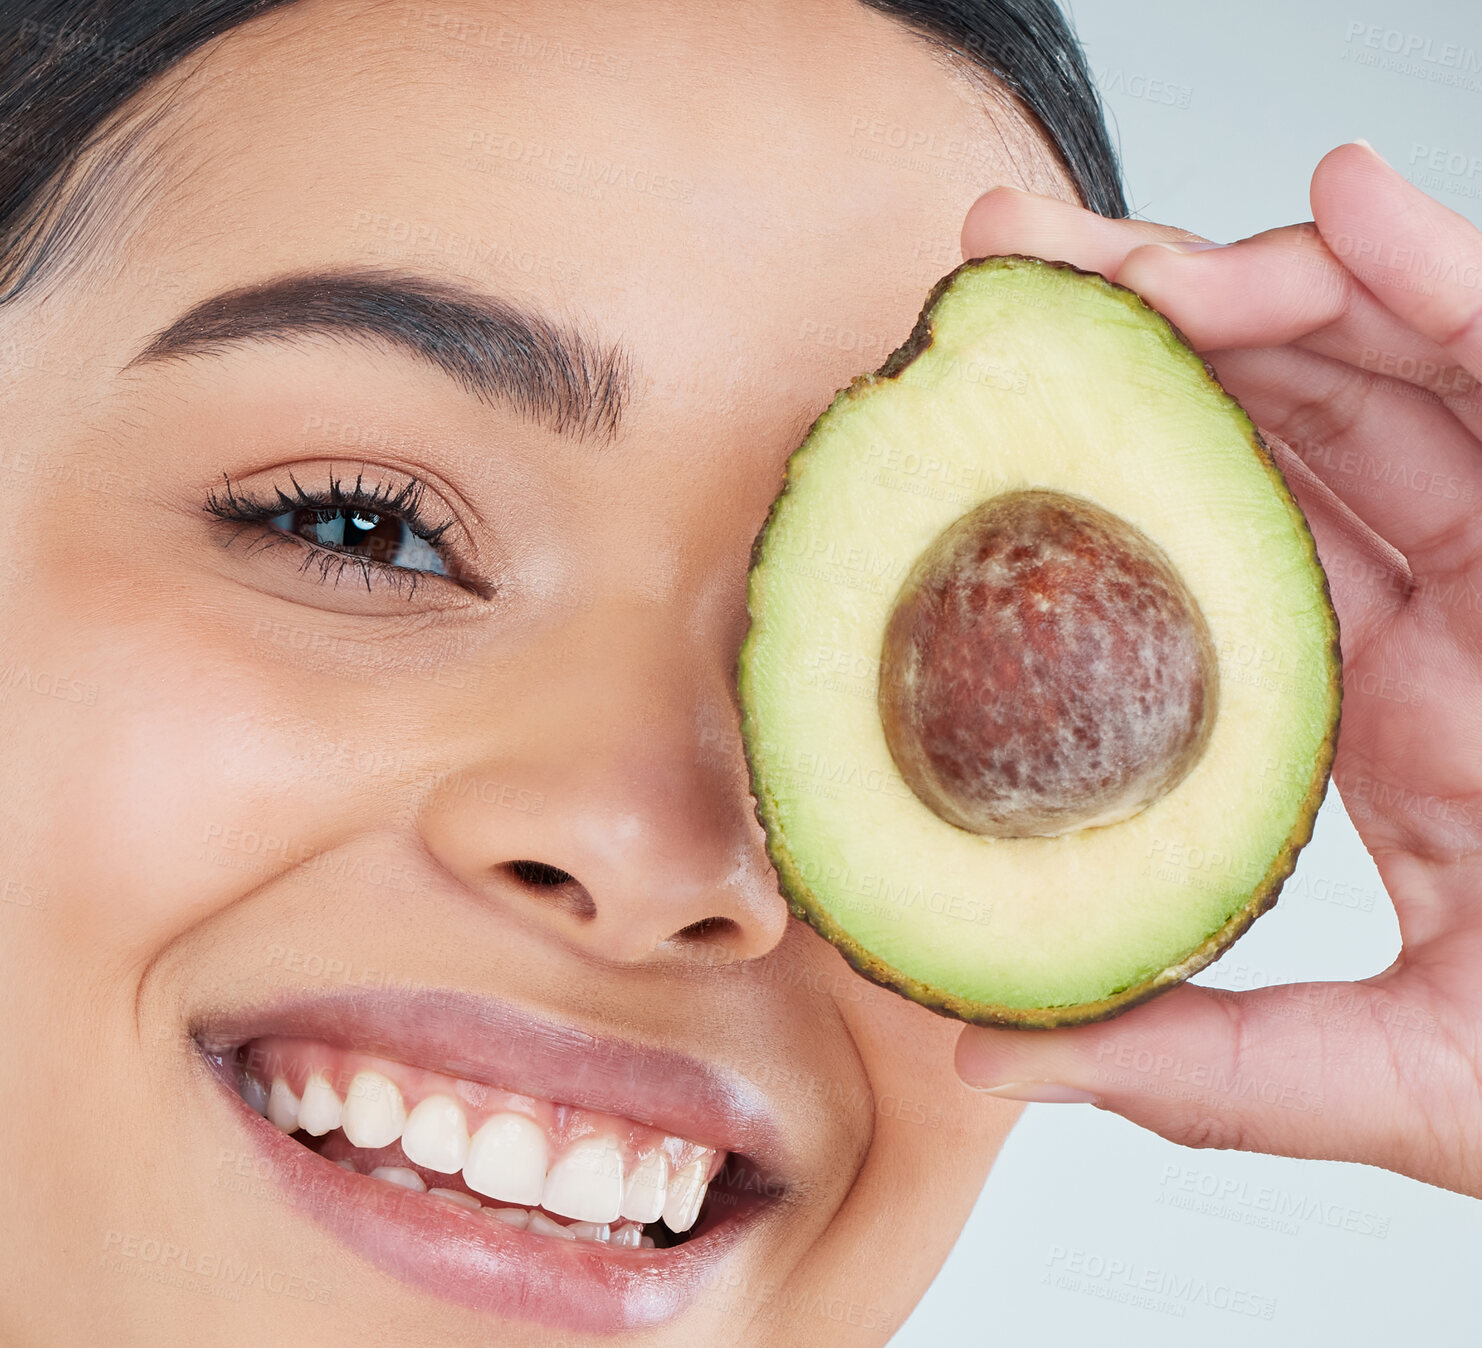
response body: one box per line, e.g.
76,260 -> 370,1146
878,489 -> 1218,838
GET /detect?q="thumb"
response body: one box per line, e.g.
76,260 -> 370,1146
954,976 -> 1419,1164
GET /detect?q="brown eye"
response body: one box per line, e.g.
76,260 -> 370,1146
268,507 -> 448,575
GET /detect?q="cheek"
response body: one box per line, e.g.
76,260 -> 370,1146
1,594 -> 367,964
837,975 -> 1015,1176
781,970 -> 1016,1329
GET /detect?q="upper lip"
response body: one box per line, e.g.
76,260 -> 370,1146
193,986 -> 793,1185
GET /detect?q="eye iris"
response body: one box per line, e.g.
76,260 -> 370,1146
268,508 -> 447,576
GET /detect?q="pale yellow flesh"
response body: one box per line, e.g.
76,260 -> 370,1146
742,259 -> 1337,1011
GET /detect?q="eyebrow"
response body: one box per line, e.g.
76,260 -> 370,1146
121,268 -> 632,441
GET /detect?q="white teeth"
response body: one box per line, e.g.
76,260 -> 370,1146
296,1071 -> 343,1137
370,1166 -> 426,1192
247,1048 -> 726,1246
401,1094 -> 470,1173
428,1187 -> 482,1211
620,1148 -> 670,1224
610,1222 -> 643,1248
542,1135 -> 624,1223
241,1075 -> 269,1117
527,1211 -> 577,1240
336,1158 -> 358,1173
462,1112 -> 548,1206
267,1077 -> 301,1133
662,1156 -> 709,1233
341,1070 -> 406,1149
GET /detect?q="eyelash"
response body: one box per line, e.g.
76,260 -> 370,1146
203,468 -> 460,599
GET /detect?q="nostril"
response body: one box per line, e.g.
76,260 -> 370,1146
673,916 -> 735,943
506,860 -> 574,887
501,860 -> 597,921
498,865 -> 743,947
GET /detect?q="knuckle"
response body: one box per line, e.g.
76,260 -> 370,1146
1167,1112 -> 1246,1152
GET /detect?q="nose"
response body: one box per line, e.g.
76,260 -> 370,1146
415,598 -> 790,967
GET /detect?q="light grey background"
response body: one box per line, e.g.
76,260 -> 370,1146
894,0 -> 1482,1342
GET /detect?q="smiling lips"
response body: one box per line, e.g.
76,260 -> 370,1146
238,1034 -> 725,1245
194,989 -> 788,1334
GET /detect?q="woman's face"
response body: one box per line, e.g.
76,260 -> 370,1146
0,0 -> 1076,1341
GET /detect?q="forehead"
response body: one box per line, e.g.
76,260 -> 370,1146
49,0 -> 1070,426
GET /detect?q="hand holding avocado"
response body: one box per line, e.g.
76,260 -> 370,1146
948,141 -> 1482,1199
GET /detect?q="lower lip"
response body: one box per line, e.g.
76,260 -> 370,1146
203,1051 -> 766,1334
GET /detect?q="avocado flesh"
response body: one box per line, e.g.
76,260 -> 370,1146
740,255 -> 1341,1027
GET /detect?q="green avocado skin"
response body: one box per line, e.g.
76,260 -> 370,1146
738,254 -> 1342,1029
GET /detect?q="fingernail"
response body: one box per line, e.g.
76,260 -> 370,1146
967,1081 -> 1098,1104
1150,239 -> 1225,253
1349,138 -> 1391,166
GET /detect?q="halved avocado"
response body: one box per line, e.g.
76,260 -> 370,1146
739,255 -> 1341,1028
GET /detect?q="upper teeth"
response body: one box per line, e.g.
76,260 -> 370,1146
462,1110 -> 548,1207
244,1042 -> 722,1236
401,1093 -> 469,1173
342,1070 -> 407,1150
542,1134 -> 625,1224
621,1147 -> 669,1224
298,1071 -> 344,1137
267,1077 -> 301,1133
663,1156 -> 709,1233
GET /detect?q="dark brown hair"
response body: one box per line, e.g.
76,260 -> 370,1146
0,0 -> 1125,303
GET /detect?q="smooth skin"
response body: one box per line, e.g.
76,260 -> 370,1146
956,141 -> 1482,1201
0,0 -> 1071,1342
1,0 -> 1475,1342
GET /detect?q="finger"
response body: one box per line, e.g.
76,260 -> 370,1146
953,975 -> 1428,1175
1115,226 -> 1482,441
963,191 -> 1482,566
960,186 -> 1209,275
1257,431 -> 1434,864
971,187 -> 1482,441
1313,141 -> 1482,379
1203,343 -> 1482,568
1252,425 -> 1408,654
